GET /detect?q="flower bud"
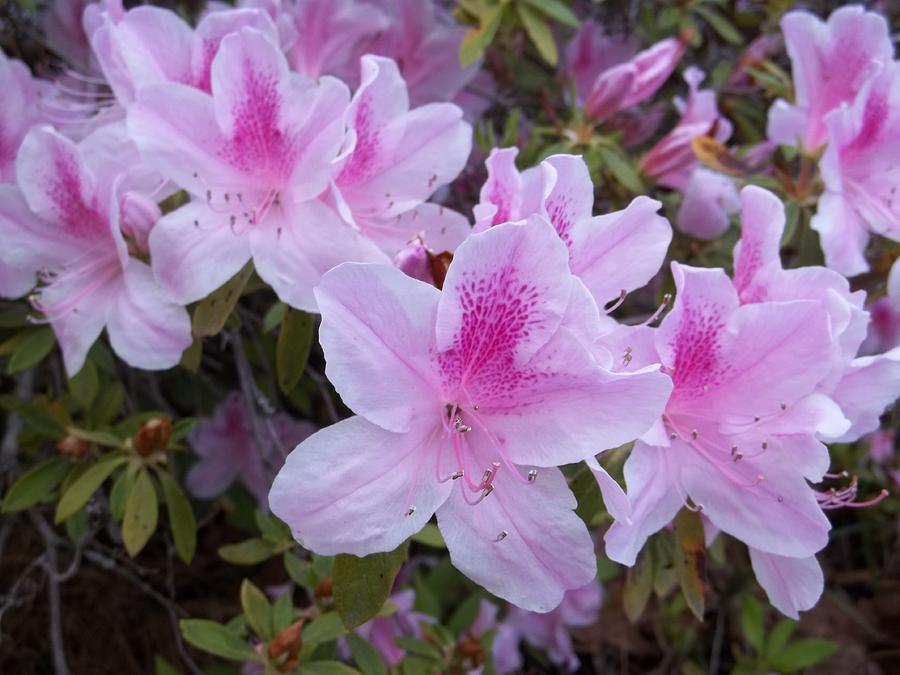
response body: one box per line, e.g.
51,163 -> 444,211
56,434 -> 91,459
313,576 -> 333,600
267,620 -> 303,672
133,417 -> 172,457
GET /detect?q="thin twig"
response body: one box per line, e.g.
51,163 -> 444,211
0,369 -> 34,474
708,605 -> 725,675
164,537 -> 204,675
30,511 -> 70,675
305,366 -> 340,424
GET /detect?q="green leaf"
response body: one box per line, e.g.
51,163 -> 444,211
241,578 -> 275,641
299,662 -> 361,675
447,594 -> 482,635
67,427 -> 122,448
218,537 -> 279,565
263,301 -> 287,333
571,462 -> 603,525
302,612 -> 347,645
180,619 -> 258,661
88,381 -> 124,427
7,327 -> 55,374
516,3 -> 558,66
740,595 -> 765,653
153,655 -> 179,675
108,467 -> 136,522
159,471 -> 197,564
170,417 -> 196,443
764,619 -> 796,659
693,5 -> 743,45
277,309 -> 315,395
55,453 -> 127,523
521,0 -> 579,28
122,469 -> 159,557
192,262 -> 254,337
333,541 -> 410,630
411,523 -> 445,548
0,306 -> 30,328
68,359 -> 99,408
673,508 -> 706,621
393,637 -> 442,660
346,633 -> 387,675
623,547 -> 653,623
771,638 -> 838,673
460,5 -> 504,67
598,145 -> 644,193
284,551 -> 314,587
3,457 -> 71,512
273,591 -> 295,632
179,335 -> 203,372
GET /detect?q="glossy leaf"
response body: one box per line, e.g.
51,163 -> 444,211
159,471 -> 197,564
333,541 -> 410,630
674,508 -> 706,621
123,468 -> 159,557
192,262 -> 253,337
3,456 -> 71,512
55,452 -> 127,523
180,619 -> 258,661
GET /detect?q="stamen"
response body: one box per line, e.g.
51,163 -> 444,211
639,293 -> 672,326
527,470 -> 538,483
604,289 -> 627,315
494,531 -> 508,542
405,506 -> 416,516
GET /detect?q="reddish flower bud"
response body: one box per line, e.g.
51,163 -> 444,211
56,434 -> 91,459
133,417 -> 172,456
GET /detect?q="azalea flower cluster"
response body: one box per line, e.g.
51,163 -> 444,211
2,3 -> 900,672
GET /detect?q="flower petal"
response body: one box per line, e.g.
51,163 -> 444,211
106,261 -> 192,370
314,259 -> 441,432
269,416 -> 452,556
749,548 -> 823,619
437,464 -> 596,612
828,347 -> 900,442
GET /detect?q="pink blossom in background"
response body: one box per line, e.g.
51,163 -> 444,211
128,27 -> 389,311
675,168 -> 740,240
641,67 -> 733,192
352,589 -> 432,666
767,5 -> 893,152
91,3 -> 280,106
0,124 -> 191,375
270,220 -> 671,611
812,63 -> 900,276
563,19 -> 638,107
474,149 -> 672,309
0,52 -> 49,183
866,429 -> 895,465
493,581 -> 602,673
580,35 -> 685,122
187,392 -> 315,508
329,55 -> 472,255
285,0 -> 478,107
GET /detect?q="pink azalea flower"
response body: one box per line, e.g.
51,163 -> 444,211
861,297 -> 900,355
641,67 -> 733,192
563,20 -> 638,108
186,392 -> 315,508
0,124 -> 191,375
767,5 -> 893,152
735,187 -> 900,444
128,27 -> 388,311
474,148 -> 672,309
329,55 -> 472,255
492,581 -> 602,674
91,4 -> 280,106
811,63 -> 900,275
581,36 -> 685,122
866,429 -> 895,465
285,0 -> 478,107
270,219 -> 671,610
607,186 -> 900,618
0,52 -> 49,183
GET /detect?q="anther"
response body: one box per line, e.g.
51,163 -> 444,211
206,189 -> 212,202
777,496 -> 784,503
669,432 -> 678,440
494,530 -> 508,542
405,506 -> 416,516
451,470 -> 464,480
753,416 -> 761,423
780,403 -> 787,410
527,470 -> 538,483
473,405 -> 480,411
691,429 -> 699,440
761,440 -> 768,450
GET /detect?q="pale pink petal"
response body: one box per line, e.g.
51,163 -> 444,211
749,549 -> 823,619
437,465 -> 596,612
250,199 -> 389,311
314,260 -> 441,433
15,126 -> 109,242
828,347 -> 900,443
192,8 -> 279,92
680,440 -> 831,558
889,259 -> 900,311
621,38 -> 685,110
148,201 -> 253,304
128,83 -> 244,195
540,155 -> 595,244
676,169 -> 740,240
810,191 -> 872,277
364,203 -> 471,257
563,20 -> 637,106
733,186 -> 785,302
105,261 -> 192,370
186,455 -> 241,499
604,441 -> 683,566
91,6 -> 194,104
584,63 -> 637,121
766,99 -> 807,147
269,416 -> 453,556
585,456 -> 631,523
474,147 -> 526,228
492,623 -> 523,674
568,196 -> 672,305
